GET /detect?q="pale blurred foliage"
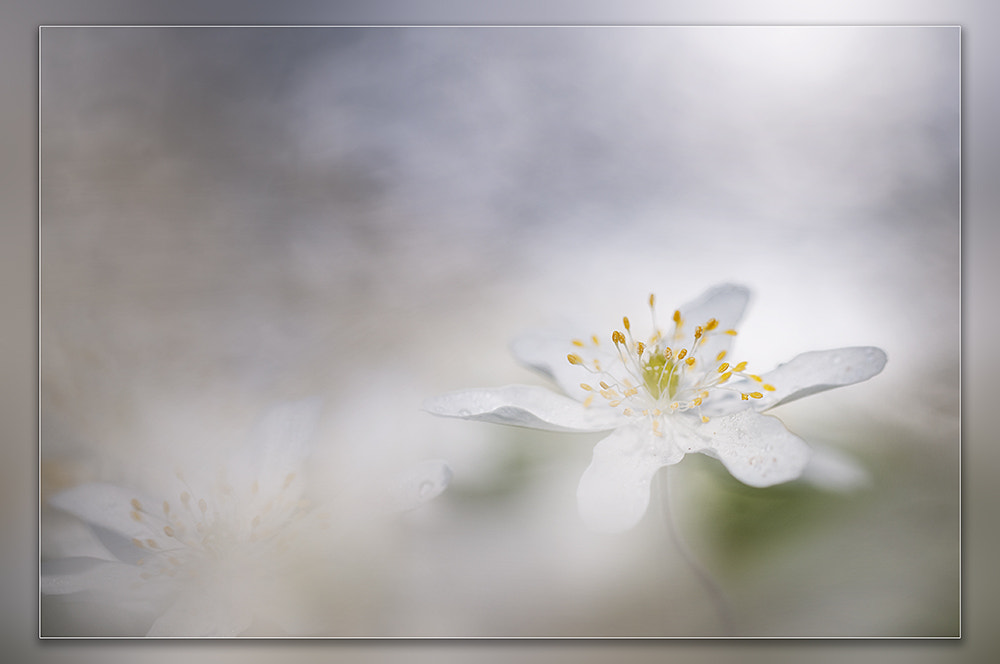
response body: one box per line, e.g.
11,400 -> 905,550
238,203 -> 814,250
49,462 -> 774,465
40,26 -> 957,637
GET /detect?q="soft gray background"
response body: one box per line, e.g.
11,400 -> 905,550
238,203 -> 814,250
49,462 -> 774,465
3,0 -> 983,661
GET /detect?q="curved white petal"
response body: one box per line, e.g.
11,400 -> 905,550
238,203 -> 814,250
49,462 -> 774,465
48,483 -> 163,544
423,385 -> 623,432
798,443 -> 871,491
576,424 -> 683,533
41,557 -> 145,595
147,585 -> 252,637
698,408 -> 811,487
676,283 -> 751,332
754,347 -> 888,411
384,459 -> 453,512
232,397 -> 322,498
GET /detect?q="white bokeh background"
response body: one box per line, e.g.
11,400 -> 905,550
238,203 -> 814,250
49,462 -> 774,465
38,25 -> 958,638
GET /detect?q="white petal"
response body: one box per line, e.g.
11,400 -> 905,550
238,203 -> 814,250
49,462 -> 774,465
384,459 -> 453,512
239,398 -> 322,483
41,557 -> 144,596
509,328 -> 620,400
798,443 -> 871,491
147,585 -> 252,637
423,385 -> 622,432
698,408 -> 811,487
48,483 -> 162,544
753,347 -> 888,411
676,283 -> 751,332
576,424 -> 683,533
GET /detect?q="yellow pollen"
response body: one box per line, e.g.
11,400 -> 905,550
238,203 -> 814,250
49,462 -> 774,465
600,381 -> 611,389
702,415 -> 710,423
719,371 -> 732,383
582,395 -> 593,408
716,350 -> 727,361
749,374 -> 763,382
749,391 -> 764,399
131,538 -> 143,548
705,318 -> 719,331
693,397 -> 702,406
741,393 -> 750,400
145,539 -> 158,549
652,420 -> 663,437
623,316 -> 631,331
130,499 -> 142,511
591,334 -> 600,345
763,384 -> 776,391
130,511 -> 142,522
623,408 -> 634,416
677,348 -> 687,360
580,383 -> 593,391
636,341 -> 645,355
163,525 -> 175,537
694,326 -> 703,339
611,331 -> 625,345
717,362 -> 730,373
608,400 -> 622,407
649,293 -> 655,307
670,402 -> 680,410
567,353 -> 584,365
734,361 -> 748,372
686,357 -> 696,366
725,329 -> 738,335
572,339 -> 585,347
652,408 -> 662,416
673,310 -> 682,324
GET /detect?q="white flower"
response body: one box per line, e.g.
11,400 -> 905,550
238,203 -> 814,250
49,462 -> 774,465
424,284 -> 887,533
42,398 -> 451,635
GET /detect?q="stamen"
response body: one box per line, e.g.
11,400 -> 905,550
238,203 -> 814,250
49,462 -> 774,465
716,350 -> 727,361
572,339 -> 585,347
623,316 -> 631,331
567,353 -> 584,365
717,362 -> 730,373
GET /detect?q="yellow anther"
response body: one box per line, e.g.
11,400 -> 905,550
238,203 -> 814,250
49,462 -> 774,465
717,362 -> 730,373
693,397 -> 702,406
651,408 -> 662,416
725,329 -> 738,335
673,310 -> 682,324
180,492 -> 190,506
652,420 -> 663,437
130,511 -> 142,522
694,326 -> 703,339
163,525 -> 175,538
686,357 -> 696,366
591,334 -> 600,345
583,395 -> 595,408
734,361 -> 748,372
623,316 -> 631,331
131,538 -> 143,548
572,339 -> 585,347
567,353 -> 584,365
611,331 -> 625,345
705,318 -> 719,331
636,341 -> 645,355
145,539 -> 158,549
677,348 -> 687,360
749,374 -> 762,382
718,371 -> 733,383
763,384 -> 776,391
749,391 -> 764,399
716,350 -> 727,361
701,415 -> 710,423
608,400 -> 622,407
670,402 -> 680,410
600,381 -> 611,389
623,408 -> 633,416
130,499 -> 142,511
580,383 -> 593,391
741,393 -> 750,400
649,293 -> 655,307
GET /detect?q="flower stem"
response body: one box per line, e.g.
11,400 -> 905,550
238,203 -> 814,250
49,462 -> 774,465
657,467 -> 737,636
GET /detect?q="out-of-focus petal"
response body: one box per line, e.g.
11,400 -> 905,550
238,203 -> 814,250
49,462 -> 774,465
48,483 -> 161,544
798,443 -> 872,491
423,385 -> 623,432
673,284 -> 750,363
41,557 -> 145,595
576,424 -> 683,533
147,585 -> 252,637
233,397 -> 323,498
699,408 -> 811,487
384,459 -> 453,512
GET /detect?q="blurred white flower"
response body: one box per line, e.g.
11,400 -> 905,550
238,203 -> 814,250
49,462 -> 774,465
42,398 -> 451,636
425,284 -> 886,533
